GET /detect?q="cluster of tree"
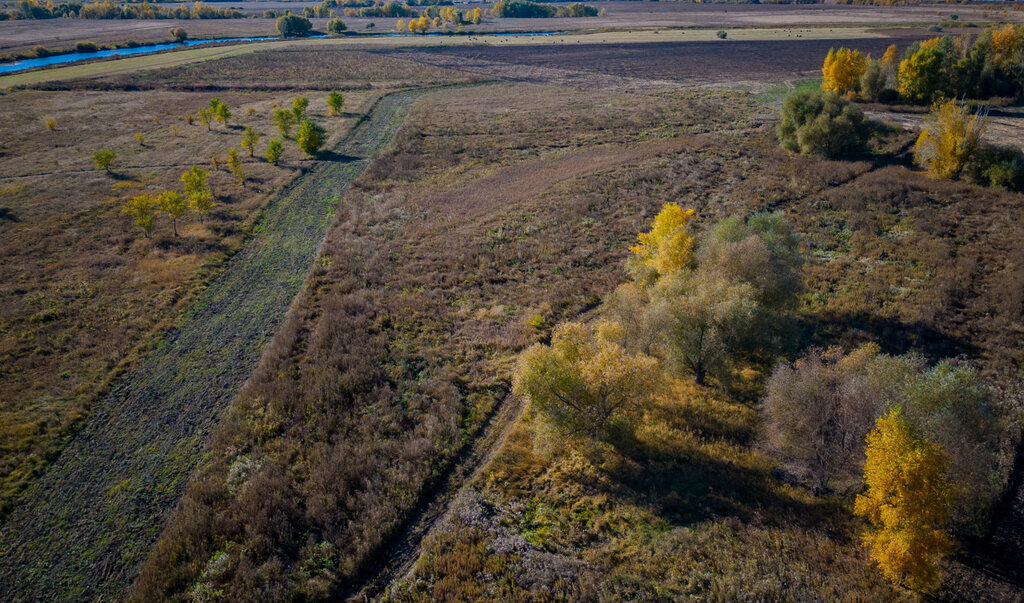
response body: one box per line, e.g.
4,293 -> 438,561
277,14 -> 313,37
515,206 -> 805,441
761,344 -> 1020,590
491,0 -> 597,18
269,96 -> 329,157
117,165 -> 215,238
421,5 -> 481,25
326,16 -> 347,33
821,26 -> 1024,105
777,89 -> 870,158
321,0 -> 450,8
10,0 -> 243,20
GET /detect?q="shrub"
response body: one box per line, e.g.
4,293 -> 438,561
327,91 -> 344,116
75,40 -> 99,53
964,144 -> 1024,191
277,14 -> 312,37
266,138 -> 284,164
169,27 -> 187,42
914,99 -> 987,180
716,30 -> 727,39
513,321 -> 660,440
45,119 -> 56,130
34,45 -> 51,57
777,89 -> 869,158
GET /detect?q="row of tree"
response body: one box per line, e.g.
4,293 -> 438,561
6,0 -> 243,20
822,25 -> 1024,104
119,166 -> 214,238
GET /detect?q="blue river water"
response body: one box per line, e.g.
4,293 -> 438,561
0,31 -> 564,75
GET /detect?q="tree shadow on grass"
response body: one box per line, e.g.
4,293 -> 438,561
316,150 -> 360,163
0,207 -> 19,222
797,312 -> 978,364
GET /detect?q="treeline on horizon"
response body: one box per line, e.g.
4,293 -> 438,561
1,0 -> 242,20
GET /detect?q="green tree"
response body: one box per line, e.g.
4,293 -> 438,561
241,127 -> 259,157
273,108 -> 295,137
296,120 -> 326,157
327,17 -> 347,34
292,96 -> 309,120
777,89 -> 869,158
266,138 -> 284,164
512,321 -> 660,440
327,91 -> 344,116
122,194 -> 158,238
227,148 -> 246,186
859,59 -> 886,102
181,166 -> 214,222
158,190 -> 188,236
649,269 -> 757,386
93,149 -> 117,174
277,14 -> 312,38
210,98 -> 231,126
197,106 -> 214,131
855,407 -> 953,592
169,27 -> 187,43
898,43 -> 945,104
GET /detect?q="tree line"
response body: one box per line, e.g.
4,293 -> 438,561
3,0 -> 243,20
513,205 -> 1021,593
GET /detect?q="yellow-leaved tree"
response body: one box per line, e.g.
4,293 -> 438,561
914,99 -> 987,180
627,203 -> 696,284
512,321 -> 660,440
854,407 -> 953,592
822,47 -> 867,95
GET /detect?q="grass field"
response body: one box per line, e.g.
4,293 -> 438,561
1,8 -> 1023,601
0,86 -> 434,601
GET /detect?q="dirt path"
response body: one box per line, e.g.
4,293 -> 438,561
0,89 -> 427,602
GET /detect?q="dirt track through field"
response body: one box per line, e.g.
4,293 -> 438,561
0,89 -> 427,601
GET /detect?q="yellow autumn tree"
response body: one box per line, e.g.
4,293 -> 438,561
822,47 -> 867,95
628,203 -> 697,284
914,99 -> 987,180
879,44 -> 899,72
512,320 -> 660,439
990,23 -> 1024,67
854,407 -> 953,592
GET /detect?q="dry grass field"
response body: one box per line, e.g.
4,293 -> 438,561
1,7 -> 1023,601
0,49 -> 477,517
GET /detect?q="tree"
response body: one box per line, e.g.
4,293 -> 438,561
197,106 -> 214,131
649,269 -> 757,386
158,190 -> 188,236
169,27 -> 187,43
273,108 -> 295,137
859,59 -> 886,102
467,7 -> 482,24
327,91 -> 344,116
512,321 -> 660,440
266,138 -> 284,164
227,148 -> 246,186
93,149 -> 117,174
327,17 -> 347,34
395,19 -> 405,32
292,97 -> 309,120
914,99 -> 987,180
822,47 -> 867,95
627,203 -> 697,285
181,166 -> 214,222
277,14 -> 312,38
122,194 -> 159,238
210,98 -> 231,126
854,407 -> 953,592
777,89 -> 869,159
898,44 -> 945,104
408,15 -> 429,34
296,120 -> 326,157
241,127 -> 259,157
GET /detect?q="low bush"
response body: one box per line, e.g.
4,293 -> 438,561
75,41 -> 100,53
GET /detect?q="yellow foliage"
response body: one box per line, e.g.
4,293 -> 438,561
822,47 -> 867,95
991,24 -> 1024,65
122,194 -> 159,238
854,407 -> 953,592
914,99 -> 987,180
879,44 -> 899,71
628,203 -> 697,282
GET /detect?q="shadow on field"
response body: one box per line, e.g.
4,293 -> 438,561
0,207 -> 18,222
316,150 -> 361,163
800,312 -> 978,362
